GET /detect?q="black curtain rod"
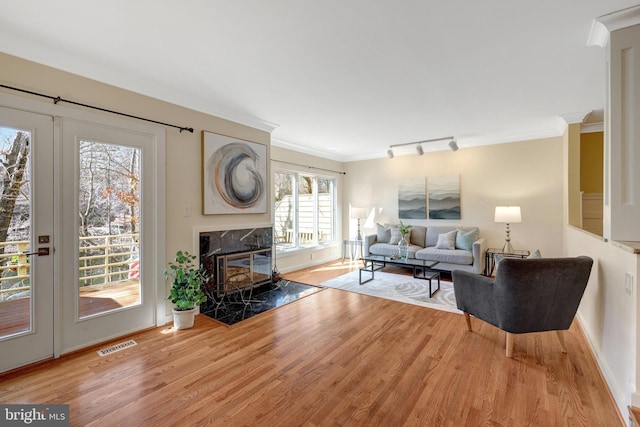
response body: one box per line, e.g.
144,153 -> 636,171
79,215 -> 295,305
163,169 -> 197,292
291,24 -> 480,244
0,83 -> 194,133
272,159 -> 346,175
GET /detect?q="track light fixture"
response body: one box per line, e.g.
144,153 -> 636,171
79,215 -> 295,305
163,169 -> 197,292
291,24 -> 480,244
387,136 -> 456,158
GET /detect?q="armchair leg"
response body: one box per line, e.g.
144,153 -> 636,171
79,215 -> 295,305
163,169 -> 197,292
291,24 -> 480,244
506,332 -> 514,358
556,330 -> 567,353
464,312 -> 472,331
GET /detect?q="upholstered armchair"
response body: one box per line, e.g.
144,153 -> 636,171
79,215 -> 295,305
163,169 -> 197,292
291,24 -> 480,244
452,256 -> 593,357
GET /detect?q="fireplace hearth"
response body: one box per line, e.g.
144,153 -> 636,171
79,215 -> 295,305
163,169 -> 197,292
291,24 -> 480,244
198,226 -> 322,325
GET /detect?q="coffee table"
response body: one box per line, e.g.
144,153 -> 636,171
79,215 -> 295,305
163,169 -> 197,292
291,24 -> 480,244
359,255 -> 441,297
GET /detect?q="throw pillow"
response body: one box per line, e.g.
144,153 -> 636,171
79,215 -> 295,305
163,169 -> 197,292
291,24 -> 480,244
389,227 -> 407,245
455,228 -> 478,251
434,230 -> 457,250
376,223 -> 391,243
528,249 -> 542,259
410,225 -> 427,247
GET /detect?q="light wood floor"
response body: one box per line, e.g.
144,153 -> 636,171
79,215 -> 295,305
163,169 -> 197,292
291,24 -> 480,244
0,260 -> 623,426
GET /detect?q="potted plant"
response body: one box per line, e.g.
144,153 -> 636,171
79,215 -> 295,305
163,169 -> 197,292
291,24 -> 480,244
398,220 -> 412,260
164,250 -> 210,330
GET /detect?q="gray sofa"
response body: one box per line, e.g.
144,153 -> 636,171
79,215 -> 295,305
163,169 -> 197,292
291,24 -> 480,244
363,224 -> 486,274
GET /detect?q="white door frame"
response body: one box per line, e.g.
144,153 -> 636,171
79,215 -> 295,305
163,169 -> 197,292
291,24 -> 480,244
0,91 -> 165,359
0,106 -> 55,372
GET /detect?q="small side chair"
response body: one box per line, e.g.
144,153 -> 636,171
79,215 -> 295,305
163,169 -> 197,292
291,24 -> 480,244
452,256 -> 593,357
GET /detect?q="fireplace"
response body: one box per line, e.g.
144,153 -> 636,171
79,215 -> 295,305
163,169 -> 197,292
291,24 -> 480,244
199,227 -> 273,303
211,249 -> 272,296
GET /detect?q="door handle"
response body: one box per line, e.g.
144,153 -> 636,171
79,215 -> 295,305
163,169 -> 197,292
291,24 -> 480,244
23,248 -> 50,256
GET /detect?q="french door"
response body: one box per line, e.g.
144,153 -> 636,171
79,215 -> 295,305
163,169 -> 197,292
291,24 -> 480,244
0,97 -> 164,371
0,107 -> 55,372
60,119 -> 158,352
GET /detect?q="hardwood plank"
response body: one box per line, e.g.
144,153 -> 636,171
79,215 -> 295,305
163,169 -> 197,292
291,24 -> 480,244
0,259 -> 624,426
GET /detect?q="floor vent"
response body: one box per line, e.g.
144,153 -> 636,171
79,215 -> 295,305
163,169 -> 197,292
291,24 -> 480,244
97,340 -> 137,357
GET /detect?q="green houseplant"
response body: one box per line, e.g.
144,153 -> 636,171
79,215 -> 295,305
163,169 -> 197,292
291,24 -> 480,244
397,220 -> 412,260
164,250 -> 210,329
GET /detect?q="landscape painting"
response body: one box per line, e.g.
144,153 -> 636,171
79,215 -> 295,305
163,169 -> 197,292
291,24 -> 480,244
398,178 -> 427,219
427,175 -> 461,219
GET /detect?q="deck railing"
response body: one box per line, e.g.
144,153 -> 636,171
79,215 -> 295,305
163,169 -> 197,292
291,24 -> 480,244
0,233 -> 139,301
0,240 -> 31,300
79,233 -> 139,286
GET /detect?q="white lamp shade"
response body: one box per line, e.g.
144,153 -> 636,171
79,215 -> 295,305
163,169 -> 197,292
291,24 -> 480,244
350,207 -> 368,219
494,206 -> 522,223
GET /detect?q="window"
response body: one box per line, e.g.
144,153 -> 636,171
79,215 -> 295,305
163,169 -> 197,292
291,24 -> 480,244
274,171 -> 336,251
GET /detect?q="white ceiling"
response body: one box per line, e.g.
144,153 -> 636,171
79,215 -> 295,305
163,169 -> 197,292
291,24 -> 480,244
0,1 -> 638,161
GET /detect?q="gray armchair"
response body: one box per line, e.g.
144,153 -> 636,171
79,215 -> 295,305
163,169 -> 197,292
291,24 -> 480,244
452,256 -> 593,357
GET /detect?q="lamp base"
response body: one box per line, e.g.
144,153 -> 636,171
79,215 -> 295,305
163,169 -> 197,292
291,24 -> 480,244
502,240 -> 514,254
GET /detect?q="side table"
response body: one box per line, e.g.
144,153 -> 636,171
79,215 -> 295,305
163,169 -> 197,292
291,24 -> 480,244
484,248 -> 530,276
342,239 -> 363,262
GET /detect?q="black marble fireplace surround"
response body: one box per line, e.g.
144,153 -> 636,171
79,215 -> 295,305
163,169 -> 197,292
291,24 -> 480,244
198,227 -> 321,325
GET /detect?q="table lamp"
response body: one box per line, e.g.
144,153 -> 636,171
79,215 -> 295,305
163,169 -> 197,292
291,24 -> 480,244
350,207 -> 367,241
494,206 -> 521,253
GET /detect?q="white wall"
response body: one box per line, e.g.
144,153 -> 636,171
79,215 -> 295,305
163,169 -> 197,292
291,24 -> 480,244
343,137 -> 565,257
566,226 -> 638,419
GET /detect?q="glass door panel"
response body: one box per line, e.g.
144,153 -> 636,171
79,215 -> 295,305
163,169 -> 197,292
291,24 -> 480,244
0,127 -> 32,337
77,140 -> 142,319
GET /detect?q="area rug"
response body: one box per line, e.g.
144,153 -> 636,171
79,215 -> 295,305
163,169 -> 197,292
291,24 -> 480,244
320,271 -> 460,313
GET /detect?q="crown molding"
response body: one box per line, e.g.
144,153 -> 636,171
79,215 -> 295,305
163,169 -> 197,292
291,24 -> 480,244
559,111 -> 591,125
581,122 -> 604,133
270,138 -> 346,162
588,5 -> 640,47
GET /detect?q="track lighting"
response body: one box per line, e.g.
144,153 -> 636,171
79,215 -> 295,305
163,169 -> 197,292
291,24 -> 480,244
387,136 -> 456,158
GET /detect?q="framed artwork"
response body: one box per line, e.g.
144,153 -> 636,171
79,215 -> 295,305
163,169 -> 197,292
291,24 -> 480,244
398,178 -> 427,219
427,175 -> 461,219
202,131 -> 267,214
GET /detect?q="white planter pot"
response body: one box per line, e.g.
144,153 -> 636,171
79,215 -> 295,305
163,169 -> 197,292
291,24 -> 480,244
172,307 -> 196,330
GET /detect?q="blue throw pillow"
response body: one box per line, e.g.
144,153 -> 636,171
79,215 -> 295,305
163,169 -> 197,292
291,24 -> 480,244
455,228 -> 478,251
528,249 -> 541,258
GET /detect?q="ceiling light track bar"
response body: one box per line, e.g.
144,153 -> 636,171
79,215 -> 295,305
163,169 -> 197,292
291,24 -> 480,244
272,159 -> 346,175
389,136 -> 455,149
387,136 -> 457,158
0,83 -> 194,133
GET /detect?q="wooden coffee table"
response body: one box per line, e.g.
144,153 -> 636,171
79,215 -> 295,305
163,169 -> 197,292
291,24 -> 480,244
359,255 -> 441,297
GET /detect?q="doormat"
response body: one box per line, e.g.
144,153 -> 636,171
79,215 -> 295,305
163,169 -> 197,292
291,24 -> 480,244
97,339 -> 137,357
201,280 -> 323,326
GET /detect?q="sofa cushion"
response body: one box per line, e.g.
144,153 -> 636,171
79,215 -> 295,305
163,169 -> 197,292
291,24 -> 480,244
409,225 -> 427,247
415,247 -> 474,265
376,223 -> 391,243
455,228 -> 478,251
389,227 -> 407,245
369,243 -> 421,259
435,230 -> 457,249
426,226 -> 457,247
426,226 -> 478,247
